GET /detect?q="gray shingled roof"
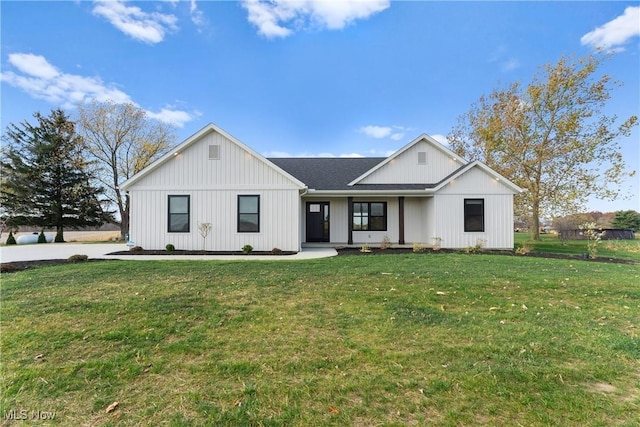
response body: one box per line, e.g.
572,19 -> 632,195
268,157 -> 438,191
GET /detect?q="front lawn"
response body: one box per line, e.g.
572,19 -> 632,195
515,232 -> 640,262
1,254 -> 638,426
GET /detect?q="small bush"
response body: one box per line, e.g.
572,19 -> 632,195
432,237 -> 443,251
360,243 -> 371,253
380,235 -> 392,250
466,238 -> 486,254
412,242 -> 424,253
165,243 -> 176,252
5,231 -> 17,245
516,241 -> 533,255
130,245 -> 143,252
67,254 -> 88,263
37,231 -> 47,244
271,247 -> 282,254
1,263 -> 18,273
242,244 -> 253,254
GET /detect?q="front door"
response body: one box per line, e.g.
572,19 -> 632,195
306,202 -> 330,242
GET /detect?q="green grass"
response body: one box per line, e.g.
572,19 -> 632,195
1,254 -> 639,426
515,232 -> 640,262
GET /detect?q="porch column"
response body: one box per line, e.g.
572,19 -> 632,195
398,196 -> 405,245
347,196 -> 353,245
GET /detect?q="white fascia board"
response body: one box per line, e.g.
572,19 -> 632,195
433,160 -> 525,193
121,123 -> 307,190
302,189 -> 436,197
347,133 -> 468,186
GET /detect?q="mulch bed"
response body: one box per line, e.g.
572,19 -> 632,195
2,248 -> 637,274
106,250 -> 297,256
337,247 -> 638,264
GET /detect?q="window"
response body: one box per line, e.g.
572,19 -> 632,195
464,199 -> 484,232
238,195 -> 260,232
353,202 -> 387,231
168,195 -> 190,232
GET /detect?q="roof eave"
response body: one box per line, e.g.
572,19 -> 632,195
303,189 -> 436,197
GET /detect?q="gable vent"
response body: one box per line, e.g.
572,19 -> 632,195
209,144 -> 220,160
417,151 -> 427,165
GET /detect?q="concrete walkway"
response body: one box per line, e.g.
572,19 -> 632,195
0,243 -> 337,263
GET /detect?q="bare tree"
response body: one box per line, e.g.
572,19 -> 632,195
76,100 -> 176,239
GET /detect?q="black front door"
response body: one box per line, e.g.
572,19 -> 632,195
306,202 -> 330,242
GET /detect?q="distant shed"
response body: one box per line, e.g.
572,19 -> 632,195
559,228 -> 635,240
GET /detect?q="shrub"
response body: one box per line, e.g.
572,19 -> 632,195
515,241 -> 532,255
466,239 -> 486,254
579,222 -> 603,259
1,263 -> 18,273
360,243 -> 371,253
412,242 -> 424,253
432,237 -> 443,251
380,235 -> 392,250
271,247 -> 282,254
67,254 -> 88,263
5,231 -> 17,245
165,243 -> 176,252
242,244 -> 253,254
130,245 -> 143,252
37,231 -> 47,244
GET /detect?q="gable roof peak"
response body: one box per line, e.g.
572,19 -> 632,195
121,122 -> 306,190
347,133 -> 468,186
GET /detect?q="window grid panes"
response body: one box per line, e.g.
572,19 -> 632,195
168,195 -> 190,233
352,202 -> 386,231
238,195 -> 260,232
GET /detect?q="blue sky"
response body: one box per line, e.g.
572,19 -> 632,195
1,1 -> 639,213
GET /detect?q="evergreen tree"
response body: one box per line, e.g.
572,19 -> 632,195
0,109 -> 112,241
611,210 -> 640,232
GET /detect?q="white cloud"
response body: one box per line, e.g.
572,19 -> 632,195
360,125 -> 392,138
1,52 -> 194,127
92,0 -> 179,44
146,107 -> 195,128
189,0 -> 206,28
359,124 -> 408,140
501,58 -> 520,72
581,6 -> 640,51
242,0 -> 390,38
430,134 -> 450,147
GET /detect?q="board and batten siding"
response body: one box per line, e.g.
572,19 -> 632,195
126,129 -> 303,251
129,130 -> 301,191
402,197 -> 432,245
358,139 -> 462,185
433,166 -> 516,249
129,189 -> 300,251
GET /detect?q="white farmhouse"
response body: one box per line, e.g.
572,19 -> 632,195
121,123 -> 523,252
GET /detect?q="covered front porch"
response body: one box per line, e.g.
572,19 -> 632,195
300,195 -> 435,248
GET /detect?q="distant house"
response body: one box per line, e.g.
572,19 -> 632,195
121,123 -> 524,251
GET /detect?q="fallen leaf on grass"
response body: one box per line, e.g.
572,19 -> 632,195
328,406 -> 339,414
105,401 -> 119,413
